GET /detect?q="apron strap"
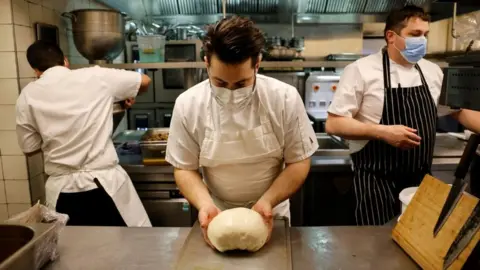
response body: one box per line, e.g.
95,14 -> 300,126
414,63 -> 430,90
383,49 -> 430,91
382,48 -> 391,90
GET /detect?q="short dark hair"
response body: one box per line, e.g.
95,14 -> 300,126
26,41 -> 65,72
384,5 -> 431,38
203,16 -> 265,67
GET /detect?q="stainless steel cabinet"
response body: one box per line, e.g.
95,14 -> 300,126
141,198 -> 197,227
302,171 -> 356,226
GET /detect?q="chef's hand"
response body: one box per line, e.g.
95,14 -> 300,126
380,125 -> 422,150
198,203 -> 221,249
124,98 -> 136,109
252,199 -> 274,242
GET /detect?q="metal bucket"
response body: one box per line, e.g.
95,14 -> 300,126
62,9 -> 125,64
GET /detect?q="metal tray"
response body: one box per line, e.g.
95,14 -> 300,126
140,128 -> 169,142
175,217 -> 292,270
140,128 -> 169,150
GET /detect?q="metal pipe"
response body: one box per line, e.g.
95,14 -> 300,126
291,14 -> 295,38
222,0 -> 226,18
451,2 -> 460,50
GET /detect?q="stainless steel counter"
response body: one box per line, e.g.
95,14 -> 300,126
44,226 -> 417,270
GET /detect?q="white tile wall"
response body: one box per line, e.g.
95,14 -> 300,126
17,51 -> 35,78
26,0 -> 41,5
7,203 -> 31,217
28,2 -> 42,25
2,156 -> 28,179
0,78 -> 19,105
0,52 -> 18,78
19,77 -> 34,90
53,12 -> 66,32
0,181 -> 6,203
0,157 -> 3,179
0,203 -> 8,220
0,25 -> 15,52
52,0 -> 67,12
0,105 -> 16,130
5,180 -> 31,203
42,6 -> 54,24
12,0 -> 30,26
0,131 -> 23,155
42,0 -> 54,9
0,0 -> 13,24
14,25 -> 33,52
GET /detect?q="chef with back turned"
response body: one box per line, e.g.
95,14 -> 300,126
166,16 -> 318,246
16,40 -> 152,227
326,5 -> 480,226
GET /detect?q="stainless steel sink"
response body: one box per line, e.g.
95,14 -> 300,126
0,223 -> 56,270
314,133 -> 350,157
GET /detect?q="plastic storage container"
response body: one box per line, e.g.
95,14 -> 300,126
137,35 -> 166,63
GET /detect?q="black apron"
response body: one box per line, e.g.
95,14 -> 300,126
350,49 -> 438,226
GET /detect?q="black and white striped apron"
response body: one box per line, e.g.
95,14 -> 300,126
350,49 -> 437,226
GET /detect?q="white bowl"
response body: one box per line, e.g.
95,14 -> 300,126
398,187 -> 418,221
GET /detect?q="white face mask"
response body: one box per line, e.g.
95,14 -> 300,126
211,84 -> 255,107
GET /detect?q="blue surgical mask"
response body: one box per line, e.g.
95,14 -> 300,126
394,34 -> 427,63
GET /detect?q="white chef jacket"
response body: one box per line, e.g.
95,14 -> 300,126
16,66 -> 151,226
166,74 -> 318,169
166,74 -> 318,215
328,50 -> 456,153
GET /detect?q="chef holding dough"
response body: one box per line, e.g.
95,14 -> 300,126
166,16 -> 318,248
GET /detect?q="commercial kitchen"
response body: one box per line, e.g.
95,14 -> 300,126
2,0 -> 480,269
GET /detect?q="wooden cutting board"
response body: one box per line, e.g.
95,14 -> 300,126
392,175 -> 480,270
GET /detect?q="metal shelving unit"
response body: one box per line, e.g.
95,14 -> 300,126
70,60 -> 448,70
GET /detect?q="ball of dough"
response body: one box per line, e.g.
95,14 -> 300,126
207,207 -> 269,252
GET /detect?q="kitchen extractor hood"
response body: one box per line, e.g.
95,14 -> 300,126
96,0 -> 480,24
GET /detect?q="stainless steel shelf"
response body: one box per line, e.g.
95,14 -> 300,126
75,60 -> 449,69
70,61 -> 449,70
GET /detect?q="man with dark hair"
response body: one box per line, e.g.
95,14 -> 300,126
326,5 -> 480,225
166,16 -> 317,246
16,41 -> 153,227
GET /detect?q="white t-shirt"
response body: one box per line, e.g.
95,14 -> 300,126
16,66 -> 141,192
328,50 -> 455,153
166,74 -> 319,169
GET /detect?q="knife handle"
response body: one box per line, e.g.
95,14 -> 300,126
455,134 -> 480,179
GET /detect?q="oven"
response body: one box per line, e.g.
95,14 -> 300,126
128,106 -> 174,130
128,109 -> 155,131
133,40 -> 203,104
156,109 -> 173,128
154,40 -> 202,102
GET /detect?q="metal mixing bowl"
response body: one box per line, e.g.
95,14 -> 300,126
63,9 -> 125,64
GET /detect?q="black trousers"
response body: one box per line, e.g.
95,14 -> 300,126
470,154 -> 480,198
56,180 -> 126,226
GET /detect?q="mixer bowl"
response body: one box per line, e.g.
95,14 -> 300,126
63,9 -> 125,64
